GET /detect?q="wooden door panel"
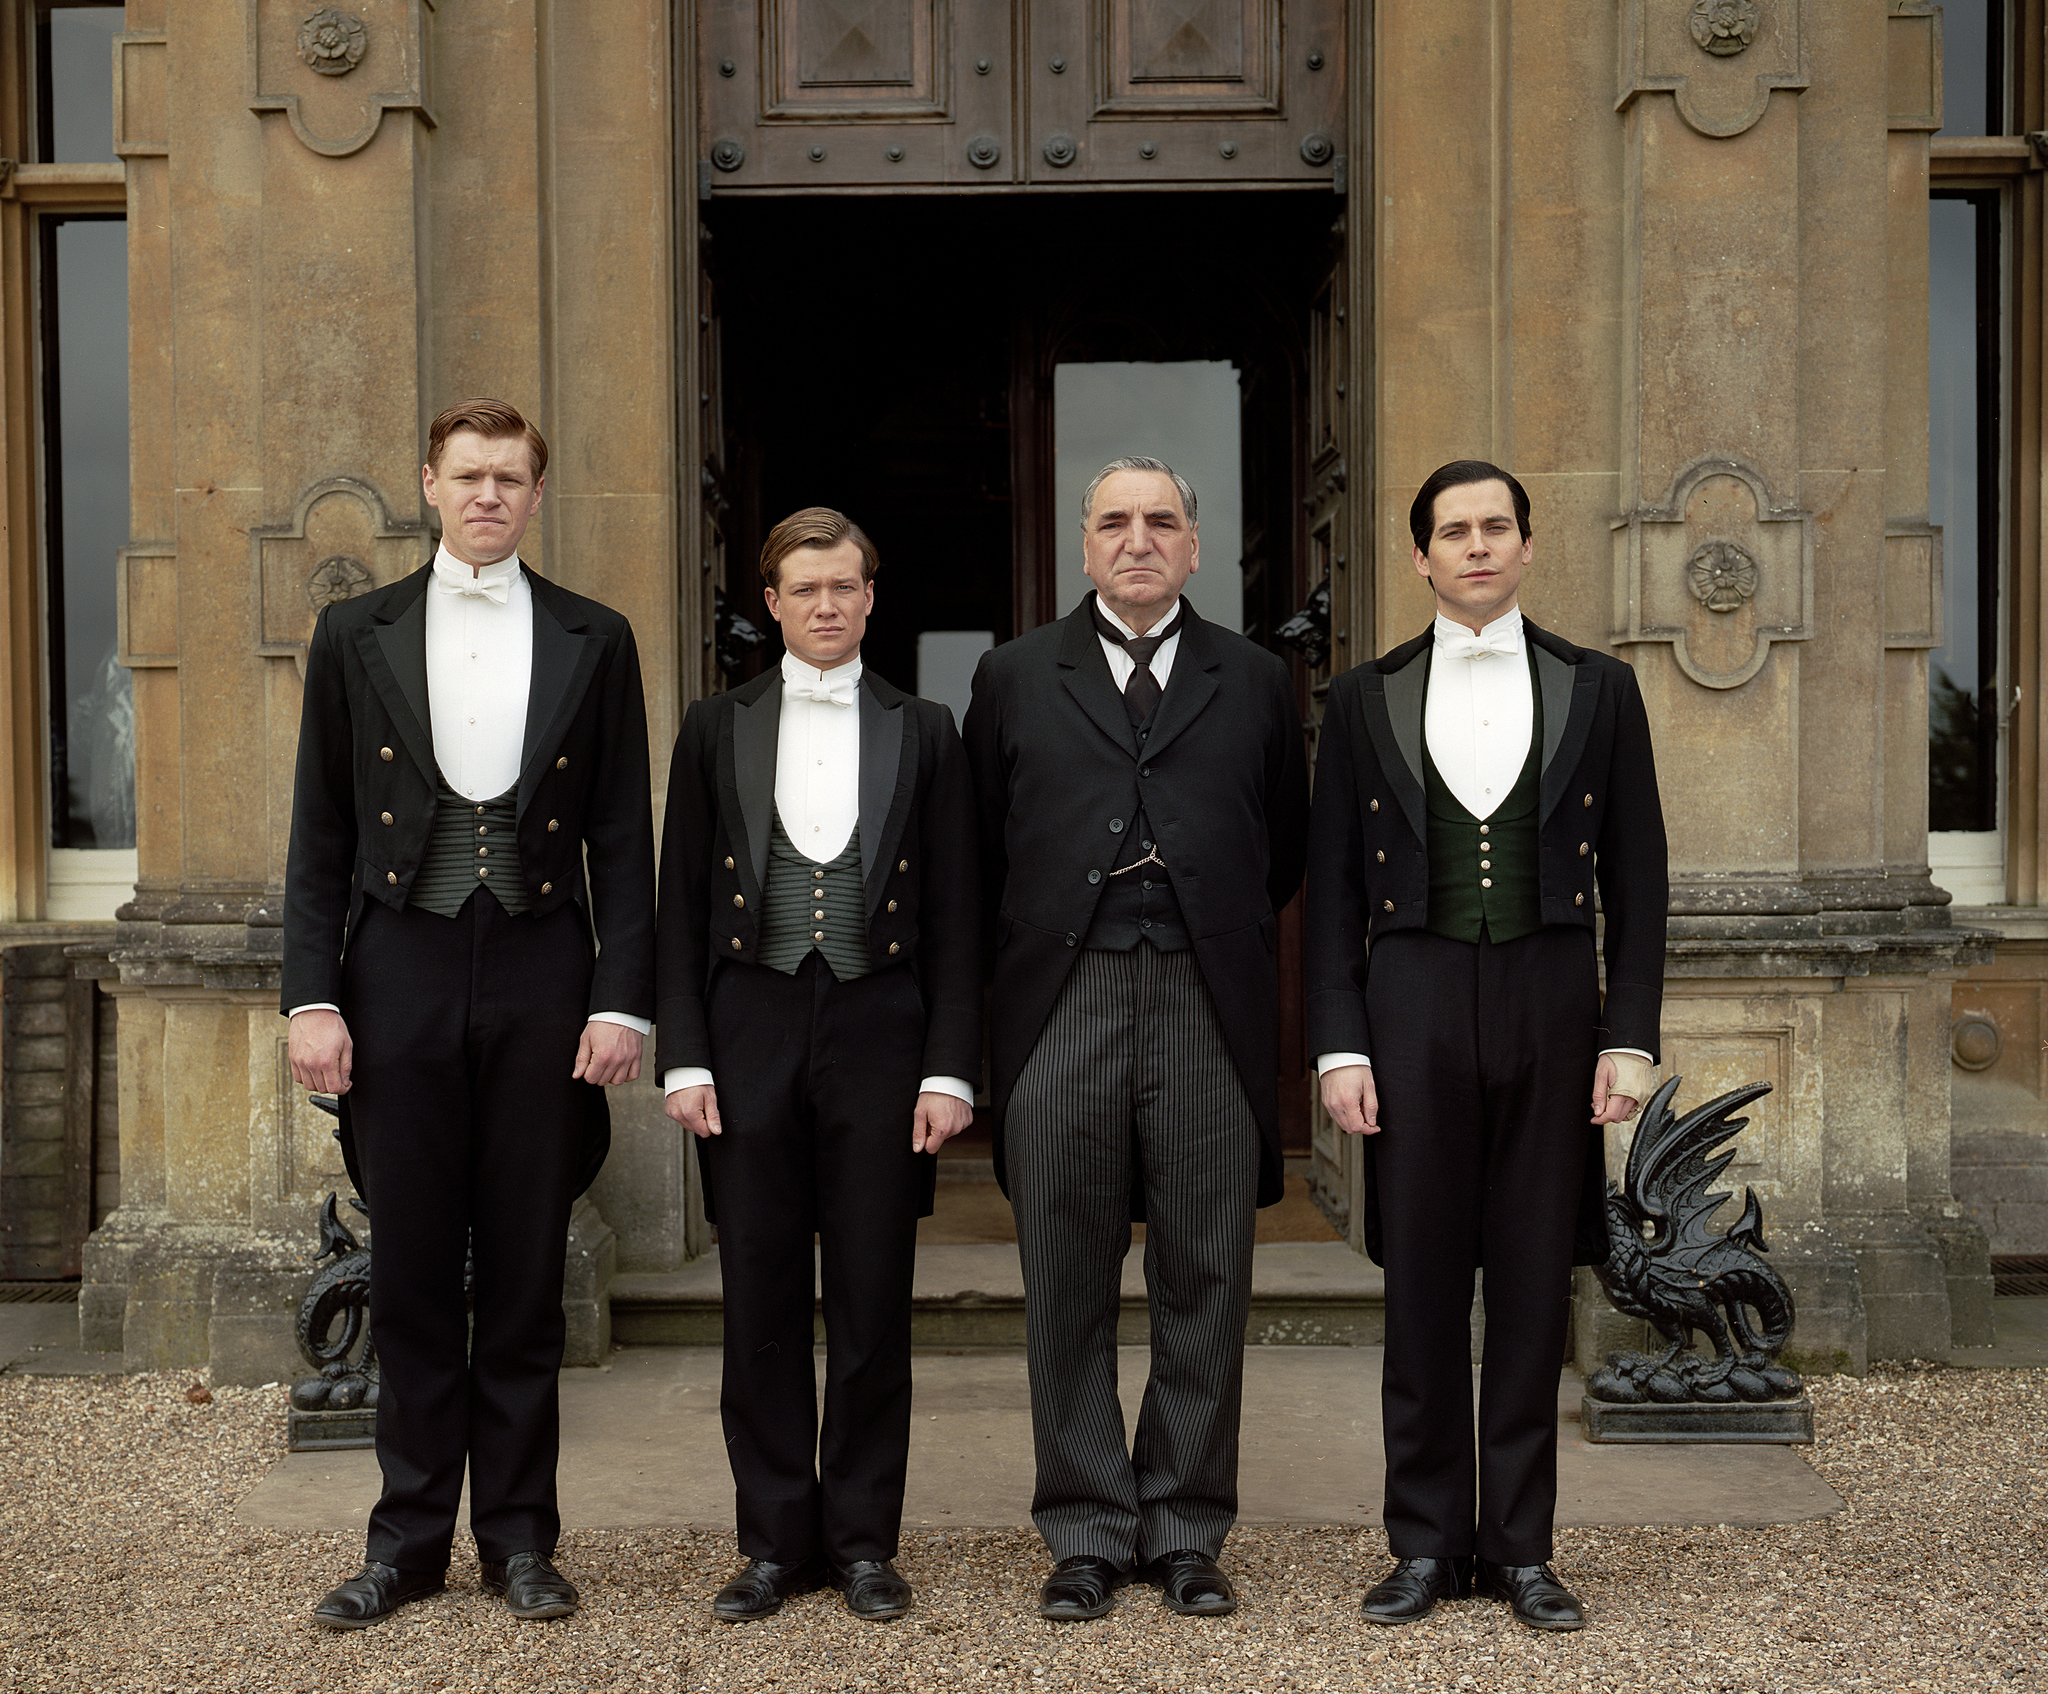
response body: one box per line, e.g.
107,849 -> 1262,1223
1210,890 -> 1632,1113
769,0 -> 943,114
1105,0 -> 1276,111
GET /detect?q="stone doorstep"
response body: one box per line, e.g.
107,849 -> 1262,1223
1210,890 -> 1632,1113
610,1241 -> 1388,1350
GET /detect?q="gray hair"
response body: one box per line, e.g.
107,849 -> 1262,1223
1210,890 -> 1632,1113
1079,456 -> 1198,525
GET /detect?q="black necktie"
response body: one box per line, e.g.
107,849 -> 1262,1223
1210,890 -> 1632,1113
1092,601 -> 1185,729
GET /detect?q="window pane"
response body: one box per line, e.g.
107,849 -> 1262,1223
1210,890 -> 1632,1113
1937,0 -> 2001,137
1054,362 -> 1243,633
1928,195 -> 1997,834
41,7 -> 122,164
46,217 -> 133,850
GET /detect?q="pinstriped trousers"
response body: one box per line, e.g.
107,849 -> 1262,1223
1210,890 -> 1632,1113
1006,946 -> 1260,1567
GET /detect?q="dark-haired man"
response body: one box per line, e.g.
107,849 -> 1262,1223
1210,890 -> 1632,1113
655,508 -> 980,1623
964,457 -> 1308,1622
284,399 -> 656,1627
1306,460 -> 1667,1631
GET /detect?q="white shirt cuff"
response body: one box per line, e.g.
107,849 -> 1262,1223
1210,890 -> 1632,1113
288,1003 -> 341,1018
1315,1052 -> 1371,1075
589,1012 -> 651,1037
664,1066 -> 714,1096
919,1076 -> 976,1105
1600,1048 -> 1653,1061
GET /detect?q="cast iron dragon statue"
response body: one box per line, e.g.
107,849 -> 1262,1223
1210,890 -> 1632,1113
1586,1076 -> 1805,1405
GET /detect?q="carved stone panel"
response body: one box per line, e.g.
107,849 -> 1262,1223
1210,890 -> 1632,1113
250,477 -> 430,672
247,0 -> 436,159
1617,0 -> 1805,138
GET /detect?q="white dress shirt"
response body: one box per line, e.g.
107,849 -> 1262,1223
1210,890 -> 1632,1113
1094,596 -> 1183,691
663,650 -> 973,1108
290,544 -> 647,1037
1315,605 -> 1648,1085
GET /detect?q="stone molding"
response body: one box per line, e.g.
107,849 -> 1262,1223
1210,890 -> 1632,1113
115,544 -> 178,670
112,32 -> 169,157
248,475 -> 429,670
1617,0 -> 1807,138
1612,457 -> 1812,689
1882,522 -> 1943,649
247,0 -> 437,159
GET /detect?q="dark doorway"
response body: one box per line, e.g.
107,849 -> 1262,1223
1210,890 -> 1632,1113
705,189 -> 1337,1156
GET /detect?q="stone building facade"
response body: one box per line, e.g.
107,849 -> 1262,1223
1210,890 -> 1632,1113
0,1 -> 2037,1381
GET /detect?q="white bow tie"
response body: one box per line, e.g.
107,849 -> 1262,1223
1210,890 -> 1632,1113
786,672 -> 858,707
434,566 -> 512,606
1436,626 -> 1520,662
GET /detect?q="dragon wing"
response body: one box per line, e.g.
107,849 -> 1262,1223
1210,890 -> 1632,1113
1621,1078 -> 1775,1257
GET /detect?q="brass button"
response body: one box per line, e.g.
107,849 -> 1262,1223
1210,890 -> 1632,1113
1579,842 -> 1590,856
888,942 -> 900,956
478,867 -> 489,878
813,930 -> 825,942
1480,860 -> 1491,870
556,756 -> 569,770
386,871 -> 397,885
887,899 -> 898,913
478,825 -> 489,836
478,846 -> 490,857
814,869 -> 825,881
540,881 -> 553,894
724,855 -> 735,870
733,894 -> 745,909
1382,899 -> 1394,912
1575,892 -> 1585,907
898,858 -> 909,872
1583,793 -> 1593,807
731,936 -> 742,950
380,811 -> 393,825
548,819 -> 559,833
1480,824 -> 1489,836
1369,798 -> 1379,812
813,909 -> 825,920
476,805 -> 486,816
1375,849 -> 1385,863
1481,877 -> 1492,888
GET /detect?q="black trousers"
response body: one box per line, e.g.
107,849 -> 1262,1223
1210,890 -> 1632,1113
1005,946 -> 1261,1567
1364,925 -> 1599,1565
697,954 -> 930,1566
342,893 -> 595,1572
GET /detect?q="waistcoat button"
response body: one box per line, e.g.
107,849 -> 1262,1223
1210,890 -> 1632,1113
380,811 -> 393,825
888,899 -> 899,913
733,894 -> 745,909
379,747 -> 393,761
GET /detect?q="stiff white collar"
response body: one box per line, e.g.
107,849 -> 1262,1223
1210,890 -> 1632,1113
430,542 -> 522,604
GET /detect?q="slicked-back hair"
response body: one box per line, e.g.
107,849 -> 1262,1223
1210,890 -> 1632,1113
1410,459 -> 1531,552
1080,456 -> 1198,526
426,398 -> 549,481
759,506 -> 881,591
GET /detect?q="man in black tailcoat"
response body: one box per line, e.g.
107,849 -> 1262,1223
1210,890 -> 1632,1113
284,398 -> 656,1628
655,507 -> 980,1624
1307,459 -> 1667,1631
964,456 -> 1309,1622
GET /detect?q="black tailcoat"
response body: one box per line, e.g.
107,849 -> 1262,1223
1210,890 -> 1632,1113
964,596 -> 1310,1209
653,664 -> 982,1218
1304,617 -> 1668,1263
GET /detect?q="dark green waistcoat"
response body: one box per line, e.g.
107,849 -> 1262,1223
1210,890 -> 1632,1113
1423,647 -> 1543,945
756,811 -> 870,980
409,780 -> 529,918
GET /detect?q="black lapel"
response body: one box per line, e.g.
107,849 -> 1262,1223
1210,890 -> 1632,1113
858,669 -> 914,907
516,572 -> 602,810
1058,596 -> 1140,758
359,566 -> 437,782
1361,630 -> 1431,844
730,670 -> 780,896
1137,601 -> 1221,764
1527,619 -> 1599,823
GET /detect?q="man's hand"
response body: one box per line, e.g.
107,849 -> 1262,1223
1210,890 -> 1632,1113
1589,1053 -> 1639,1126
573,1021 -> 643,1087
288,1009 -> 354,1096
1321,1063 -> 1380,1136
912,1091 -> 975,1155
665,1084 -> 722,1139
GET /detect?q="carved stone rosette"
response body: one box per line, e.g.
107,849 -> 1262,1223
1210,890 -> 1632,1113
299,8 -> 368,77
1686,540 -> 1758,613
1689,0 -> 1759,57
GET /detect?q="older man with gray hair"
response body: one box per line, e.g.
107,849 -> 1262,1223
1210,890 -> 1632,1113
963,456 -> 1309,1621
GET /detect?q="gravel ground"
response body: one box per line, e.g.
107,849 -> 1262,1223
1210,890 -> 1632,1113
1,1363 -> 2041,1693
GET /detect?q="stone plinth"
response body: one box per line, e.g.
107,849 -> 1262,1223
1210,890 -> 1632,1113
1582,1397 -> 1815,1445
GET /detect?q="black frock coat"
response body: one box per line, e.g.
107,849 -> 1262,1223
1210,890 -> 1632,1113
963,595 -> 1311,1210
1304,617 -> 1669,1264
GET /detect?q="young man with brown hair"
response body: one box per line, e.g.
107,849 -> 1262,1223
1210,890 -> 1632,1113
284,398 -> 655,1628
655,508 -> 980,1623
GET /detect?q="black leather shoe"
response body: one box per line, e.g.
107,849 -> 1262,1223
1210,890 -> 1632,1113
830,1558 -> 912,1621
1037,1555 -> 1130,1622
712,1557 -> 827,1622
1138,1549 -> 1237,1617
1359,1556 -> 1472,1626
1476,1559 -> 1586,1631
311,1561 -> 445,1630
480,1551 -> 580,1620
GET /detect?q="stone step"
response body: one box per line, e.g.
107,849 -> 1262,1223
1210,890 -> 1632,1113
609,1241 -> 1386,1349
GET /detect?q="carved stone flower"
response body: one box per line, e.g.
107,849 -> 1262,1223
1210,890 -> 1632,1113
308,555 -> 373,609
299,8 -> 368,77
1686,540 -> 1759,613
1689,0 -> 1759,57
